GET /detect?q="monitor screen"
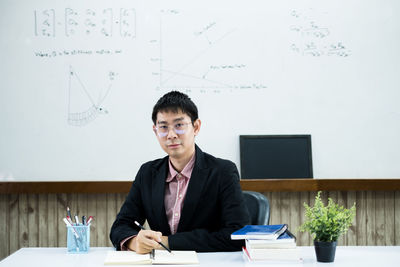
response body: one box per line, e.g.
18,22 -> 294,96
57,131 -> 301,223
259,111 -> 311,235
240,135 -> 313,179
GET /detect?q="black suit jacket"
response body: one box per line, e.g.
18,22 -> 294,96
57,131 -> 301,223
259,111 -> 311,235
110,145 -> 249,252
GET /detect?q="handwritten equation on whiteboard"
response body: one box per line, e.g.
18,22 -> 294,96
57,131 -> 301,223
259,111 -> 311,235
33,8 -> 136,38
289,9 -> 351,57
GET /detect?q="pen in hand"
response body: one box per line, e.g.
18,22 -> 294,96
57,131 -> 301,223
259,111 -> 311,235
134,221 -> 172,253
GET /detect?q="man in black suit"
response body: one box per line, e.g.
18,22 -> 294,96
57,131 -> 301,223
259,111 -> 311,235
110,91 -> 249,253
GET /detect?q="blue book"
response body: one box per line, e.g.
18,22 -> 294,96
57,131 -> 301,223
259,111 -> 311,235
231,224 -> 288,240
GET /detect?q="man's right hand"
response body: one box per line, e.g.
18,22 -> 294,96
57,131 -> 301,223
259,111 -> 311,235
127,229 -> 164,254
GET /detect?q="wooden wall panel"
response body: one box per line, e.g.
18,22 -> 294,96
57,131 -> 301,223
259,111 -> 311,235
337,191 -> 348,246
18,194 -> 28,248
28,194 -> 38,247
96,193 -> 108,247
289,192 -> 300,241
69,194 -> 79,225
77,193 -> 88,228
0,194 -> 9,260
298,192 -> 310,245
395,191 -> 400,246
107,194 -> 117,247
385,192 -> 395,245
0,191 -> 399,261
346,191 -> 357,245
87,194 -> 97,247
269,192 -> 280,225
356,191 -> 367,245
280,192 -> 290,231
366,191 -> 376,245
38,194 -> 48,247
56,194 -> 67,247
47,194 -> 57,247
263,192 -> 272,224
9,194 -> 19,255
375,191 -> 385,245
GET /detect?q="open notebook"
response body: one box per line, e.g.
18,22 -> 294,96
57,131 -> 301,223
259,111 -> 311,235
104,250 -> 199,265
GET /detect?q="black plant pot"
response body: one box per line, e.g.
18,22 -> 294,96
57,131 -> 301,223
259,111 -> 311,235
314,240 -> 337,262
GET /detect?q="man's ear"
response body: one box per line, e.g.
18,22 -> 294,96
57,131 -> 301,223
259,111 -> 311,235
193,119 -> 201,136
153,125 -> 158,136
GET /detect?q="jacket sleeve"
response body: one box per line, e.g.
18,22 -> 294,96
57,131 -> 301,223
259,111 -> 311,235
109,166 -> 146,250
168,161 -> 250,252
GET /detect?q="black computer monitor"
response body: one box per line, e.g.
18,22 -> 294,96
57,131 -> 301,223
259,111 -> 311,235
240,135 -> 313,179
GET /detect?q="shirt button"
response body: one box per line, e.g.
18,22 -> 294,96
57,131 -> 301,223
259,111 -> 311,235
179,194 -> 182,198
177,174 -> 181,178
174,213 -> 179,217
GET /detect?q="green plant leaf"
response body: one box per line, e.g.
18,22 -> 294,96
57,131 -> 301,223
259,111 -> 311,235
297,191 -> 356,242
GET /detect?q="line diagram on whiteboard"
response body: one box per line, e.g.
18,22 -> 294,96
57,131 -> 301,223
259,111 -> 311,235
151,9 -> 267,94
67,66 -> 116,126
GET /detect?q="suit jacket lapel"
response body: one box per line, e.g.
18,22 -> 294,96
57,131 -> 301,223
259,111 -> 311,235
151,159 -> 171,235
178,145 -> 209,232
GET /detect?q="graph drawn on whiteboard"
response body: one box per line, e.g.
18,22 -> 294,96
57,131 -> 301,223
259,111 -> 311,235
152,9 -> 267,93
67,66 -> 116,126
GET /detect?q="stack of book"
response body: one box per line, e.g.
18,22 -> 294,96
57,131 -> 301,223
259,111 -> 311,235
231,224 -> 301,263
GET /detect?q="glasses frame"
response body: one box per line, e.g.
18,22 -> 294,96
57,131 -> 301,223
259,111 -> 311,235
155,122 -> 192,138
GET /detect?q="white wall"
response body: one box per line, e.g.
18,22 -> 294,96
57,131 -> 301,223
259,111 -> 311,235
1,0 -> 399,180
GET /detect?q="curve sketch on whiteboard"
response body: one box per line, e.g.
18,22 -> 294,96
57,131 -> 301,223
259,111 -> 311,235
67,66 -> 115,126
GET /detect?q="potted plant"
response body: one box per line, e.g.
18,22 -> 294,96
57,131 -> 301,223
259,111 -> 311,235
298,191 -> 356,262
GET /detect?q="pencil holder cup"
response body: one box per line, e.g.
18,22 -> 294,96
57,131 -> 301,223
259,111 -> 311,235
67,225 -> 90,253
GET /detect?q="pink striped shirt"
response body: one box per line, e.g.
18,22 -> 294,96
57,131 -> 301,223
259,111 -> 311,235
164,153 -> 196,234
120,154 -> 196,250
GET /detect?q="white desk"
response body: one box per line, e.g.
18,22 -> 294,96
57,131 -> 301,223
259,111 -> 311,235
1,246 -> 399,267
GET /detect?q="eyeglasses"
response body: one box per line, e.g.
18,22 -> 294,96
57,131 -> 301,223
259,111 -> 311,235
155,122 -> 192,137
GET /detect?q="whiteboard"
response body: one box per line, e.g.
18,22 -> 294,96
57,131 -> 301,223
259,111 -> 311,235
1,0 -> 399,181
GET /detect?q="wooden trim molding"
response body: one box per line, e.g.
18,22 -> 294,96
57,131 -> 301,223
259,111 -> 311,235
0,181 -> 132,194
240,179 -> 400,192
1,179 -> 400,194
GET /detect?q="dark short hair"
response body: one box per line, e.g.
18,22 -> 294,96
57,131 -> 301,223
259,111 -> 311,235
152,91 -> 198,125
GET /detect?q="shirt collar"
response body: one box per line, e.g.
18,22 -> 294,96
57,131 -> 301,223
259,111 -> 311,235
166,153 -> 196,182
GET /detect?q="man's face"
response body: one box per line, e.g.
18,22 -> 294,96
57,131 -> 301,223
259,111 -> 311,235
153,110 -> 201,161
